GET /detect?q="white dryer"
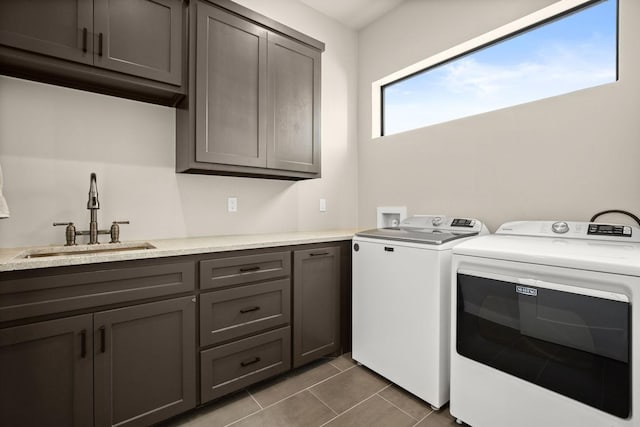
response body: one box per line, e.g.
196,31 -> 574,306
450,221 -> 640,427
352,215 -> 488,409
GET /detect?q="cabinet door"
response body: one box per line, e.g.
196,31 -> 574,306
267,32 -> 321,174
293,246 -> 340,368
94,296 -> 196,427
195,2 -> 268,168
93,0 -> 183,85
0,315 -> 93,427
0,0 -> 93,65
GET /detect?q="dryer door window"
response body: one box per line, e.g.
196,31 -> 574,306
456,272 -> 630,418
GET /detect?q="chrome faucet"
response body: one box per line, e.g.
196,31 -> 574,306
54,173 -> 129,245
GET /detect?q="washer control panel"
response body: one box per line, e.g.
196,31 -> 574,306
399,215 -> 485,233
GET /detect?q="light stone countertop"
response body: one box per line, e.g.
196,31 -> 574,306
0,230 -> 357,272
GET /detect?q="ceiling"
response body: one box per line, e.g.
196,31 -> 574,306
297,0 -> 406,30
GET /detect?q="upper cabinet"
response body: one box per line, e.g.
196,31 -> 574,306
0,0 -> 185,105
176,0 -> 324,180
93,0 -> 183,86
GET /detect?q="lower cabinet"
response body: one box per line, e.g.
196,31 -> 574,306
94,296 -> 196,427
0,314 -> 94,427
200,326 -> 291,402
293,246 -> 341,368
0,296 -> 196,427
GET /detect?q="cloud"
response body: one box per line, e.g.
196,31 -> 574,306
384,38 -> 616,135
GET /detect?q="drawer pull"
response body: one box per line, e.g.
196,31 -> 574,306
384,247 -> 394,252
310,252 -> 329,257
240,305 -> 261,314
240,356 -> 261,367
239,266 -> 261,273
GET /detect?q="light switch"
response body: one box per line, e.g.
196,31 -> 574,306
319,198 -> 327,212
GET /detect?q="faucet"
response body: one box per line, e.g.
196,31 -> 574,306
84,173 -> 103,244
54,173 -> 129,245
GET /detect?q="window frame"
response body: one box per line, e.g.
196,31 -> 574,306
372,0 -> 614,138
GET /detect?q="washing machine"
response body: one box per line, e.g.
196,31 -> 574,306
450,220 -> 640,427
352,215 -> 488,409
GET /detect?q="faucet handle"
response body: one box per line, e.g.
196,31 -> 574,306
109,221 -> 129,244
53,222 -> 77,246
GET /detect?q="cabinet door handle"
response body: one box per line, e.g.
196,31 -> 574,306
310,252 -> 329,257
384,247 -> 394,252
239,266 -> 260,273
80,329 -> 87,358
82,28 -> 87,53
240,305 -> 260,314
240,356 -> 261,367
98,32 -> 103,57
99,326 -> 106,353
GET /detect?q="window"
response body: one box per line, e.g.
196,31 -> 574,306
375,0 -> 617,137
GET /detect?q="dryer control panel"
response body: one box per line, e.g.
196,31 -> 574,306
496,220 -> 640,242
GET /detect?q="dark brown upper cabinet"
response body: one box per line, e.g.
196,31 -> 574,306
176,0 -> 324,180
0,0 -> 185,106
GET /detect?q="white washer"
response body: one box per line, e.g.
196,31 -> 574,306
450,221 -> 640,427
352,215 -> 488,409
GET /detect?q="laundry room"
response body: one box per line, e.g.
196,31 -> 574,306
0,0 -> 638,426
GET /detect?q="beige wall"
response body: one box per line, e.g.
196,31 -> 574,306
0,0 -> 358,248
357,0 -> 640,232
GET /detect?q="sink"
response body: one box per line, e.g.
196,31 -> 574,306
17,242 -> 157,259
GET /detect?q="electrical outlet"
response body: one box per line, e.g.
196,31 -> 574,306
319,198 -> 327,212
227,197 -> 238,212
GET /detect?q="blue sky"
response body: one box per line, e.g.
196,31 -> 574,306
383,0 -> 618,135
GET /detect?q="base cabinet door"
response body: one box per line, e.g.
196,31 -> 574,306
0,314 -> 94,427
94,296 -> 196,427
293,247 -> 340,368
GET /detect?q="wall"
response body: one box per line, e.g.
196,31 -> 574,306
0,0 -> 358,248
357,0 -> 640,231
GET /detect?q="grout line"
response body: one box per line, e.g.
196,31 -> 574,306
257,363 -> 359,410
308,388 -> 339,416
223,400 -> 263,427
317,394 -> 380,427
412,410 -> 436,427
245,388 -> 263,410
376,391 -> 427,422
223,361 -> 364,427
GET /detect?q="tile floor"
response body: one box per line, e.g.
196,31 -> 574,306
161,353 -> 460,427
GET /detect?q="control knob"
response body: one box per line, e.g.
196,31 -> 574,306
551,221 -> 569,234
432,216 -> 443,227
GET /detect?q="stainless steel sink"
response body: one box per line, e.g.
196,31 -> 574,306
17,242 -> 156,259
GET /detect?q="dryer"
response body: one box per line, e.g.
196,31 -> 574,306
450,221 -> 640,427
352,215 -> 488,409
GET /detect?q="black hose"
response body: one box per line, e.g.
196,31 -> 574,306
590,209 -> 640,227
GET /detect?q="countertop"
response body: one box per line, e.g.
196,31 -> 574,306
0,230 -> 356,272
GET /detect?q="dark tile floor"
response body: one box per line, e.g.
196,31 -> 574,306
161,353 -> 460,427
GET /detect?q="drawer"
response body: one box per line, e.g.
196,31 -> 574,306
199,251 -> 290,290
200,279 -> 290,347
200,326 -> 291,403
0,261 -> 195,323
